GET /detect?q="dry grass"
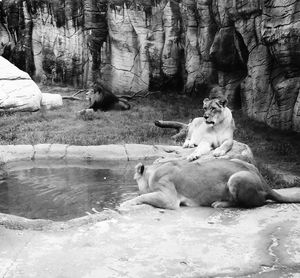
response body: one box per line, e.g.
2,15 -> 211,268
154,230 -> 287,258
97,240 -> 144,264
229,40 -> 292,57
0,86 -> 199,146
233,110 -> 300,180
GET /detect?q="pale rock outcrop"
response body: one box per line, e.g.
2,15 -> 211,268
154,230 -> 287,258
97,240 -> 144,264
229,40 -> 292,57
0,56 -> 42,111
41,93 -> 63,110
0,56 -> 62,111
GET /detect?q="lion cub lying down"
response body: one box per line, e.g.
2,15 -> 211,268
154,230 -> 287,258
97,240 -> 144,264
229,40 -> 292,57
121,159 -> 300,209
184,97 -> 235,161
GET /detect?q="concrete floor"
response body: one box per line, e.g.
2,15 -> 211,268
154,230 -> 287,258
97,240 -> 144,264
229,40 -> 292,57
1,201 -> 300,278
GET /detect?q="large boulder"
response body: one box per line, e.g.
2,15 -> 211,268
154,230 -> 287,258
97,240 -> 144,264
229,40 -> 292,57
41,93 -> 63,110
154,140 -> 254,165
0,57 -> 62,111
0,56 -> 42,112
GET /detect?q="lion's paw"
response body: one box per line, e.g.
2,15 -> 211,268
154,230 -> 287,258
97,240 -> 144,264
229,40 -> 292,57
211,201 -> 232,208
213,149 -> 226,157
183,141 -> 190,148
211,201 -> 223,208
183,141 -> 197,148
187,154 -> 199,162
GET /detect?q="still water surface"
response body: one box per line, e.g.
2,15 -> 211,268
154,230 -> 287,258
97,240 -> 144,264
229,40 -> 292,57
0,161 -> 140,221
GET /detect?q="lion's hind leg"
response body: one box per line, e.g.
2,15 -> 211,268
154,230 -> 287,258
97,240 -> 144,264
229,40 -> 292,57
227,171 -> 266,208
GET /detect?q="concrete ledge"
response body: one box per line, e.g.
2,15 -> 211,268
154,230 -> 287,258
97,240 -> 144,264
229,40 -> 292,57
34,144 -> 68,160
0,209 -> 120,231
0,141 -> 254,164
65,145 -> 128,161
0,145 -> 35,163
125,144 -> 162,160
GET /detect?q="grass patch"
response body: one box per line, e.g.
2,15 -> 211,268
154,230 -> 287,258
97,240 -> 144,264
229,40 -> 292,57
233,110 -> 300,178
0,86 -> 200,146
1,85 -> 300,187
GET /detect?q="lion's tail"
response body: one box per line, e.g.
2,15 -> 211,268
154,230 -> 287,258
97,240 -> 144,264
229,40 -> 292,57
154,120 -> 187,130
267,188 -> 300,203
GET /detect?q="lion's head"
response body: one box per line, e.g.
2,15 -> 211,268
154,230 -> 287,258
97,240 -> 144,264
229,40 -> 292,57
86,85 -> 105,105
134,163 -> 149,194
202,97 -> 228,126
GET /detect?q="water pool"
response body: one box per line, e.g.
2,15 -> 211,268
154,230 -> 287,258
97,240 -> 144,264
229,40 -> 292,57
0,161 -> 139,221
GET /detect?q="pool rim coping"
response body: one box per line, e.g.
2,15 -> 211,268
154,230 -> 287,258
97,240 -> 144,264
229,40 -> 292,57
0,143 -> 183,164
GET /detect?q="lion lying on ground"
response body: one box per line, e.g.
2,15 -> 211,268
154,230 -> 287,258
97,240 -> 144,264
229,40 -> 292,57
183,96 -> 235,161
121,159 -> 300,209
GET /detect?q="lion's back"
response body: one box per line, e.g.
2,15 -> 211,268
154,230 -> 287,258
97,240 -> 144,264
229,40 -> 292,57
171,159 -> 250,205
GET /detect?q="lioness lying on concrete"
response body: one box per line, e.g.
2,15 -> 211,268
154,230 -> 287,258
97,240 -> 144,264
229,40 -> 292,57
184,97 -> 235,161
121,159 -> 300,209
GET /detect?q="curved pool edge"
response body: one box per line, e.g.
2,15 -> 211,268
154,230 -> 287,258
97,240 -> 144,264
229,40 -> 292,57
0,143 -> 184,163
0,209 -> 121,231
0,204 -> 156,231
0,141 -> 253,164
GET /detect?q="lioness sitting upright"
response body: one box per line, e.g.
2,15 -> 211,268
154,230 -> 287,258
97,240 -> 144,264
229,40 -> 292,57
184,96 -> 235,161
121,159 -> 300,209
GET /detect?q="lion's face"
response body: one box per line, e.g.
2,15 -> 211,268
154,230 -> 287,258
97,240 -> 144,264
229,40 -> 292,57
202,97 -> 228,126
86,89 -> 94,103
134,163 -> 149,194
86,88 -> 104,105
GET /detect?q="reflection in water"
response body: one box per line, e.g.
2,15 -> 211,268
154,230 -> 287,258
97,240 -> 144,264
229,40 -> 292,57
0,163 -> 139,221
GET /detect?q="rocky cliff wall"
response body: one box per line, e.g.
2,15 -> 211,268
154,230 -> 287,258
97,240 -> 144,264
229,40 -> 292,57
0,0 -> 299,131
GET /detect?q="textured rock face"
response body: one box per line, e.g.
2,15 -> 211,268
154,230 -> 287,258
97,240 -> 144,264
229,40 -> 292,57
0,0 -> 107,88
0,0 -> 299,131
236,0 -> 300,131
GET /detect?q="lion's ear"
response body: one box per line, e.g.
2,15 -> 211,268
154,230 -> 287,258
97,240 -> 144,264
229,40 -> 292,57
203,98 -> 210,105
135,163 -> 145,175
218,97 -> 228,107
